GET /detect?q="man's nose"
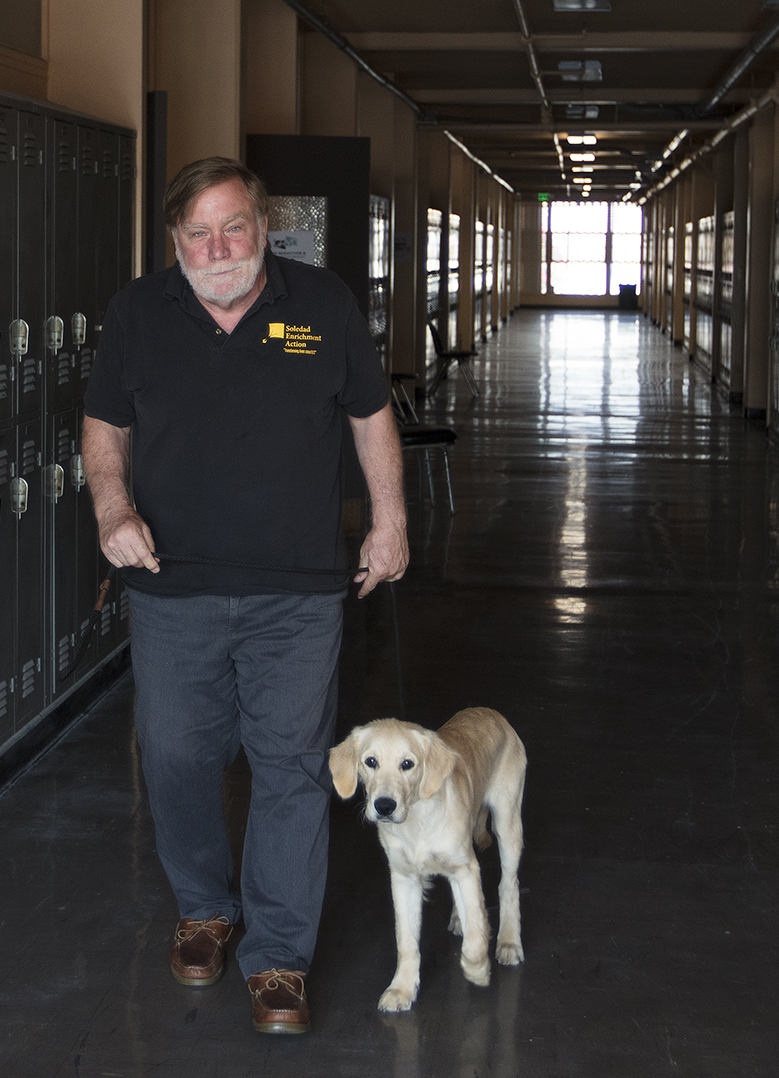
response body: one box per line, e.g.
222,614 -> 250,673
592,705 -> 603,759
209,234 -> 230,260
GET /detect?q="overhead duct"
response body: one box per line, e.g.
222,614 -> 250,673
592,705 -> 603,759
696,12 -> 779,115
281,0 -> 435,122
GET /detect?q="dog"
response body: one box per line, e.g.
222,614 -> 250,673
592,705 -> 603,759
329,707 -> 526,1012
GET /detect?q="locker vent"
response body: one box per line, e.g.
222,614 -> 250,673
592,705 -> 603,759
0,115 -> 10,164
21,357 -> 37,398
119,590 -> 130,622
100,605 -> 112,637
0,362 -> 9,402
57,353 -> 71,388
120,148 -> 134,182
80,139 -> 96,176
80,348 -> 93,382
57,139 -> 73,174
57,426 -> 71,464
22,132 -> 39,169
0,681 -> 7,722
0,446 -> 9,487
21,438 -> 37,476
21,660 -> 36,699
58,635 -> 72,676
101,150 -> 115,179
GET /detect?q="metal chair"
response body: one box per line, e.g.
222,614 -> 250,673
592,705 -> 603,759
427,320 -> 480,398
391,373 -> 456,513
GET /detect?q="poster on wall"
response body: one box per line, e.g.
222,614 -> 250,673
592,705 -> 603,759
268,231 -> 318,265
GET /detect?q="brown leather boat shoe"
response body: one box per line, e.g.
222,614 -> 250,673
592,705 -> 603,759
248,969 -> 310,1033
170,915 -> 233,986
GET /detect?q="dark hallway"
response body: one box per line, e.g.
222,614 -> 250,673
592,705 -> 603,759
2,309 -> 777,1077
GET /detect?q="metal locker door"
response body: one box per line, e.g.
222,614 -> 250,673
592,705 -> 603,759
48,120 -> 80,413
16,111 -> 45,421
0,425 -> 15,746
118,134 -> 135,292
0,106 -> 17,428
48,408 -> 79,694
13,418 -> 44,728
75,403 -> 100,676
76,126 -> 98,399
96,129 -> 119,322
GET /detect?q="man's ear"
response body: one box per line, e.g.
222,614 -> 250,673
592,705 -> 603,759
417,731 -> 457,799
329,730 -> 364,799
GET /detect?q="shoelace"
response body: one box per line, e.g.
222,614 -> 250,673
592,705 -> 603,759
255,969 -> 306,999
175,916 -> 232,942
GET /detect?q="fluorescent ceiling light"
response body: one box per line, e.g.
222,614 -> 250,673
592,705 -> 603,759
570,153 -> 595,162
572,166 -> 594,173
554,1 -> 612,10
567,135 -> 598,146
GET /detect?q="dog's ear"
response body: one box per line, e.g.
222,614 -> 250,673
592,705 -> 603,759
329,731 -> 362,799
418,732 -> 457,799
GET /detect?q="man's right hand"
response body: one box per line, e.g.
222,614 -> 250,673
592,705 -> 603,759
97,505 -> 160,573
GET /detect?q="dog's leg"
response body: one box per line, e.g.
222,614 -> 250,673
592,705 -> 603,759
492,798 -> 524,965
449,861 -> 491,986
379,871 -> 424,1012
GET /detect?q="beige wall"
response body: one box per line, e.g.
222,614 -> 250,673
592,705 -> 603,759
299,30 -> 357,137
244,0 -> 297,135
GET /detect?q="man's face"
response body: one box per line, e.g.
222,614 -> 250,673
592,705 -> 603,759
173,177 -> 267,307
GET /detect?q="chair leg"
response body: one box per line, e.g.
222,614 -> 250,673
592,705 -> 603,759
428,358 -> 450,397
424,449 -> 436,506
459,358 -> 480,397
441,448 -> 455,513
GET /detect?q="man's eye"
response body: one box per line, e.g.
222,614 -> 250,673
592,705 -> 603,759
365,756 -> 378,769
400,759 -> 415,771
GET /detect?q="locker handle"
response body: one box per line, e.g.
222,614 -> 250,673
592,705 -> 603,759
47,464 -> 65,501
10,319 -> 28,356
72,313 -> 87,347
10,476 -> 28,515
46,316 -> 64,353
70,453 -> 85,490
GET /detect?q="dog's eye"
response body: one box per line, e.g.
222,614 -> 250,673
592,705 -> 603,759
364,756 -> 378,769
400,759 -> 415,771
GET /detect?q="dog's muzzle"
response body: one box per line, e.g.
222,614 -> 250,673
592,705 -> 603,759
373,797 -> 397,819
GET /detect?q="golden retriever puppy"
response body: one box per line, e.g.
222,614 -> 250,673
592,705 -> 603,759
329,707 -> 526,1012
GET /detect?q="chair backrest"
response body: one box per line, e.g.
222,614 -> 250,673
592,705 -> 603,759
427,320 -> 444,356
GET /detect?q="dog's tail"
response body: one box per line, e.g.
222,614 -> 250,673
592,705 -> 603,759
473,805 -> 492,850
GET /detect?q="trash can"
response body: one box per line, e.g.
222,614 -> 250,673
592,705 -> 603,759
618,284 -> 638,310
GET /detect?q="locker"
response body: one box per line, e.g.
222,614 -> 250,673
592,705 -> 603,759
14,418 -> 44,727
0,425 -> 14,744
0,106 -> 16,428
47,120 -> 80,412
16,110 -> 46,420
77,126 -> 99,397
47,408 -> 80,694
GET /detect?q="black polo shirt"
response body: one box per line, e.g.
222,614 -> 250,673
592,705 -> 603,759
84,250 -> 389,596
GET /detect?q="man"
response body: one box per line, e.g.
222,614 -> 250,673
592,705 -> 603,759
82,157 -> 408,1033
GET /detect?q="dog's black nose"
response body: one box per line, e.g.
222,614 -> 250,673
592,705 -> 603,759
374,797 -> 397,818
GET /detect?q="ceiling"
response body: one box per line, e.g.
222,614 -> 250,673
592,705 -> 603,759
291,0 -> 779,201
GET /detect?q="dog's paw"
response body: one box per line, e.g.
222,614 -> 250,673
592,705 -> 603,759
496,941 -> 524,966
378,986 -> 417,1012
461,956 -> 491,987
448,909 -> 463,936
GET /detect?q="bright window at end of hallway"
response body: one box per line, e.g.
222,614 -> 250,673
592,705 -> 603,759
543,201 -> 643,297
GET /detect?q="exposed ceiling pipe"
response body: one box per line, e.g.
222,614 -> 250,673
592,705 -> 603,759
281,0 -> 435,122
697,12 -> 779,116
511,0 -> 553,127
640,78 -> 779,203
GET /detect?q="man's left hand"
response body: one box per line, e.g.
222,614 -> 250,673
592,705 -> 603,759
353,524 -> 409,598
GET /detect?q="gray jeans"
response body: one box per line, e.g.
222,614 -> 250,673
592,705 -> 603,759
128,588 -> 345,978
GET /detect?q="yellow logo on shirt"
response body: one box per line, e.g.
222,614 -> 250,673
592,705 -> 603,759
262,322 -> 322,355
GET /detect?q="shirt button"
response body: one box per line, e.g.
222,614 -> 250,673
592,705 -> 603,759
215,328 -> 222,335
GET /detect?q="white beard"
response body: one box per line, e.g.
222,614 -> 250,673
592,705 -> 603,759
175,243 -> 264,307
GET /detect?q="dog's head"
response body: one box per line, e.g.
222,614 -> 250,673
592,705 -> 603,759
329,718 -> 456,824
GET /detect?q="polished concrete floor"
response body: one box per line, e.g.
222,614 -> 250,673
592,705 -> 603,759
2,309 -> 778,1077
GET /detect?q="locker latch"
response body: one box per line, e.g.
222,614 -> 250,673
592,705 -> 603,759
9,319 -> 28,356
47,464 -> 65,501
10,476 -> 28,515
70,454 -> 85,490
72,313 -> 87,347
46,316 -> 65,353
